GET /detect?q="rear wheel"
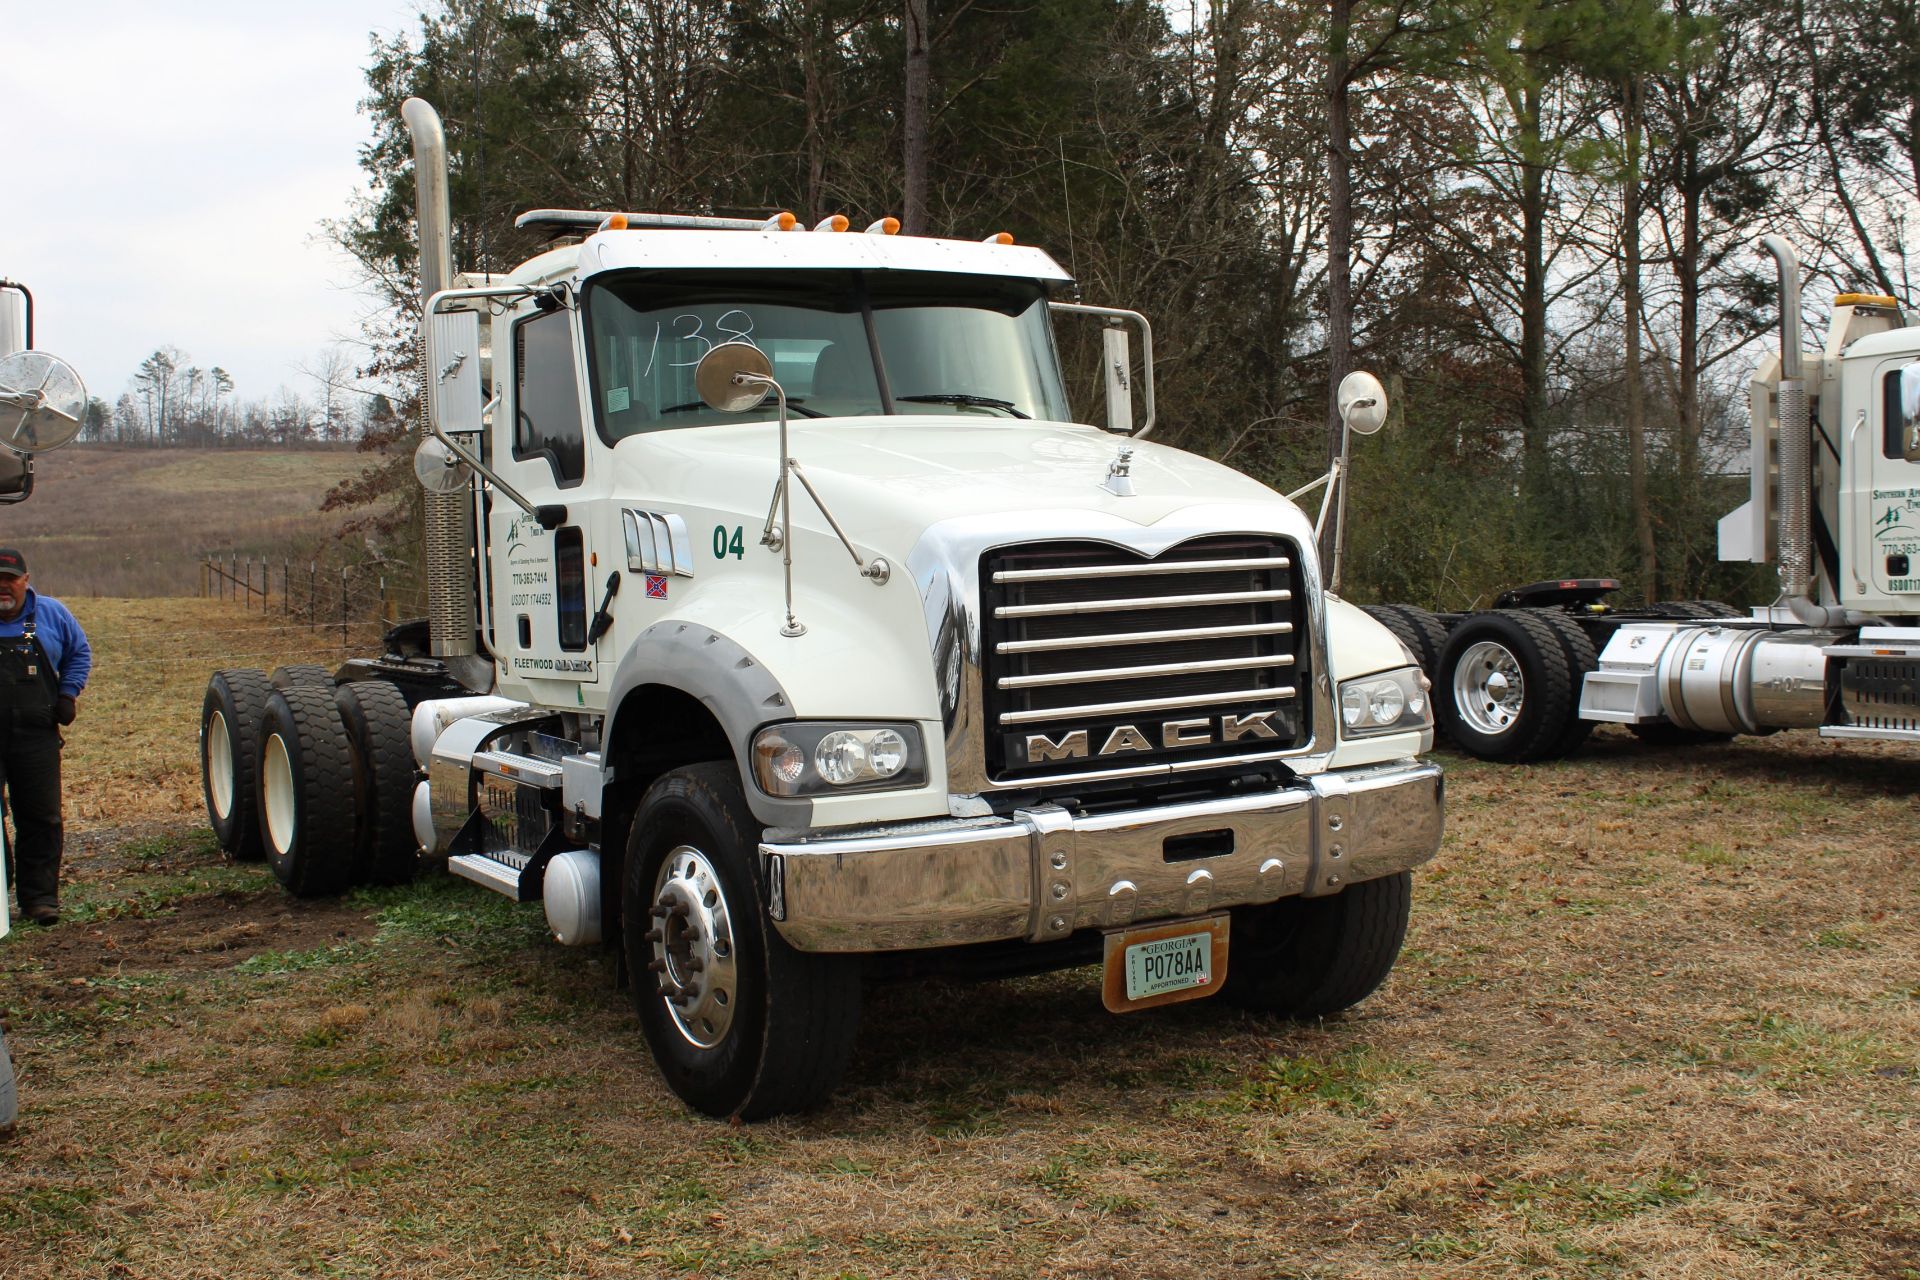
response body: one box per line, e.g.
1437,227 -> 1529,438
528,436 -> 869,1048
623,763 -> 862,1120
272,664 -> 336,690
1222,872 -> 1412,1017
201,669 -> 273,861
1437,609 -> 1582,761
335,681 -> 419,886
1531,610 -> 1599,757
257,686 -> 356,897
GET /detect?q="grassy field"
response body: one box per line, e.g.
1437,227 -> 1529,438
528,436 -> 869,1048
0,446 -> 369,598
0,599 -> 1915,1279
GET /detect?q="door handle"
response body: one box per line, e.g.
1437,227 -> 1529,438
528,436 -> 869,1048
587,571 -> 621,644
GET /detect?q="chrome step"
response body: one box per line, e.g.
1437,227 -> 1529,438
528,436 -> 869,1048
449,852 -> 525,898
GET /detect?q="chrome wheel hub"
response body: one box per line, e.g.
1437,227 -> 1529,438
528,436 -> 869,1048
1454,640 -> 1525,735
649,845 -> 739,1048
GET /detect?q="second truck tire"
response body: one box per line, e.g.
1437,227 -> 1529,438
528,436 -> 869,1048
1437,609 -> 1583,762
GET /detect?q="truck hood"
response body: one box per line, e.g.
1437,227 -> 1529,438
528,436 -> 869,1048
613,417 -> 1292,549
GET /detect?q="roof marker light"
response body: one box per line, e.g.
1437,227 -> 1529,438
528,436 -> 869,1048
866,217 -> 901,235
763,211 -> 799,231
813,214 -> 850,232
984,232 -> 1014,245
1835,292 -> 1899,308
597,213 -> 630,231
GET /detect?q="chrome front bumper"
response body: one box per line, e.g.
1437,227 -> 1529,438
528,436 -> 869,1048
759,760 -> 1444,953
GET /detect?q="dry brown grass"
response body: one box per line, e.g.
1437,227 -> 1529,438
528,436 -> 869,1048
58,598 -> 386,832
4,446 -> 368,597
1,613 -> 1916,1279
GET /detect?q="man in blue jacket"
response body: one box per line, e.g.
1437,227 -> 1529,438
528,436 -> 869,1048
0,549 -> 90,925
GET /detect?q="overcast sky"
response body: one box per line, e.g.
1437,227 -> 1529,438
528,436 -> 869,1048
1,1 -> 429,408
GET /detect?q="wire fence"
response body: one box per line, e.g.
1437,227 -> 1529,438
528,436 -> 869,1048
198,552 -> 405,645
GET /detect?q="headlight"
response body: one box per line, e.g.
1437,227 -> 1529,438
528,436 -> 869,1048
751,723 -> 927,797
1338,666 -> 1431,738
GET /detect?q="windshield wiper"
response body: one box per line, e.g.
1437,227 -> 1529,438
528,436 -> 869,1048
660,398 -> 826,419
895,393 -> 1029,419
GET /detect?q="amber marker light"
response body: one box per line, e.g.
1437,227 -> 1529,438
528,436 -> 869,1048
814,214 -> 850,232
762,211 -> 799,231
984,232 -> 1014,245
866,217 -> 901,235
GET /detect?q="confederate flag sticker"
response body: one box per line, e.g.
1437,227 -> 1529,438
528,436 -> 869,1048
645,574 -> 669,599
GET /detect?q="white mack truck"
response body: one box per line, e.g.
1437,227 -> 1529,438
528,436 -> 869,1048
0,273 -> 92,1132
196,99 -> 1444,1119
1366,238 -> 1920,763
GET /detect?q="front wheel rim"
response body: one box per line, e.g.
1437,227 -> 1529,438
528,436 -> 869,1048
262,733 -> 297,854
650,845 -> 740,1049
1454,639 -> 1525,736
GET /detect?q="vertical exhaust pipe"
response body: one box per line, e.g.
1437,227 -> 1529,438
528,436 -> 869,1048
402,98 -> 485,683
1760,236 -> 1853,627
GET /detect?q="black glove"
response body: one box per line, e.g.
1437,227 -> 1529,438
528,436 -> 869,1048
54,694 -> 76,726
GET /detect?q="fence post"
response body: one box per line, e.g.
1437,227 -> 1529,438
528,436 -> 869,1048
310,562 -> 318,628
230,555 -> 237,603
340,566 -> 350,646
284,560 -> 290,614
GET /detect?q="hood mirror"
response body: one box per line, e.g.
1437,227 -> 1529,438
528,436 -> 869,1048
696,341 -> 774,413
1337,371 -> 1388,436
0,350 -> 87,454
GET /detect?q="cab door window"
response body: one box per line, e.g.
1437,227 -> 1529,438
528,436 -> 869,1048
514,307 -> 586,486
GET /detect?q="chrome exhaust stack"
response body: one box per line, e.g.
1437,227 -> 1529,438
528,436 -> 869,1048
403,98 -> 487,687
1760,236 -> 1853,627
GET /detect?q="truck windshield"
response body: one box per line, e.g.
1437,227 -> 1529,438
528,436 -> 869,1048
584,269 -> 1070,441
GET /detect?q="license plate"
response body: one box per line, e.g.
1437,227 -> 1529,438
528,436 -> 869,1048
1101,915 -> 1228,1013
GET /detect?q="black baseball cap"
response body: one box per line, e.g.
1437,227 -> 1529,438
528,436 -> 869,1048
0,549 -> 25,578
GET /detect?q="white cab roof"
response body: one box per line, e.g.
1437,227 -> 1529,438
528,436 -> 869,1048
512,228 -> 1073,287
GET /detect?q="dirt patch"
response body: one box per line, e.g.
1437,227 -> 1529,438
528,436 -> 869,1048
16,890 -> 374,990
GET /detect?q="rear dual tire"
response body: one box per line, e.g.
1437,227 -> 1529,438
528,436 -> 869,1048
203,670 -> 416,895
1437,609 -> 1596,762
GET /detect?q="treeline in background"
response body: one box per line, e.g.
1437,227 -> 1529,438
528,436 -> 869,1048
71,345 -> 403,450
322,0 -> 1919,611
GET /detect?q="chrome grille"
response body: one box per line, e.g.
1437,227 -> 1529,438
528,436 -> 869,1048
981,536 -> 1308,781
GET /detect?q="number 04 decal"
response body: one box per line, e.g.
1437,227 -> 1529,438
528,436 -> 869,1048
712,524 -> 745,560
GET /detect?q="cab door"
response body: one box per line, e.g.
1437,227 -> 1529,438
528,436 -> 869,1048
489,301 -> 606,706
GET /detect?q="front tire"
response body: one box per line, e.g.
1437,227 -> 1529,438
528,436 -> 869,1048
623,763 -> 861,1120
1437,609 -> 1582,761
257,686 -> 356,898
201,669 -> 273,862
1222,872 -> 1412,1017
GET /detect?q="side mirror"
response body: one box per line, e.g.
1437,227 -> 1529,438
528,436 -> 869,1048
428,309 -> 485,435
696,341 -> 775,412
0,350 -> 86,454
1337,370 -> 1388,436
1901,361 -> 1920,462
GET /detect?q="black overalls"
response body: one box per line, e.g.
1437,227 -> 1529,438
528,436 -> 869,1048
0,606 -> 64,914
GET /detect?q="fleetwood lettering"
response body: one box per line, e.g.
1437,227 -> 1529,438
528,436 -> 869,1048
1024,710 -> 1282,762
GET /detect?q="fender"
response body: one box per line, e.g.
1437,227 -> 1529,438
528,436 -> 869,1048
601,620 -> 812,826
